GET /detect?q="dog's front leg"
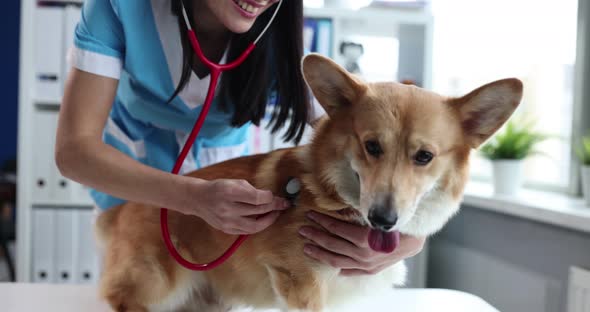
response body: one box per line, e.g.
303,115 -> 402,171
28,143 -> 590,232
266,266 -> 327,312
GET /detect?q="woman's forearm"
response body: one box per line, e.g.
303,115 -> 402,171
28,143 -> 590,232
55,137 -> 200,213
57,69 -> 200,213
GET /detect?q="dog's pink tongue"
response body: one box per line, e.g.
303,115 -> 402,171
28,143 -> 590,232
368,229 -> 400,253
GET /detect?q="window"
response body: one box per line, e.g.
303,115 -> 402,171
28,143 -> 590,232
342,35 -> 399,82
431,0 -> 578,191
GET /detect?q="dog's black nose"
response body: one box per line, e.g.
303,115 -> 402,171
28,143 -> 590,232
369,211 -> 398,232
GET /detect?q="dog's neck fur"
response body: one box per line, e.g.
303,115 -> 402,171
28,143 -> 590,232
293,118 -> 365,224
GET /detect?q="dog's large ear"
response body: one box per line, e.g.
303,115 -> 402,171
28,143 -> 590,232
453,78 -> 523,148
302,53 -> 367,116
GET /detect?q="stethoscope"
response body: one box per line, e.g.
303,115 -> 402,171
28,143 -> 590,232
160,0 -> 283,271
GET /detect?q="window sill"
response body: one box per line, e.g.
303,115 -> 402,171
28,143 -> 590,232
462,181 -> 590,233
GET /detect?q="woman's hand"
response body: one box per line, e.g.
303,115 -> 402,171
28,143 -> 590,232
298,211 -> 425,276
185,178 -> 290,235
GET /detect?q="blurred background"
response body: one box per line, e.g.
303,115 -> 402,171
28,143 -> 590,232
1,1 -> 589,312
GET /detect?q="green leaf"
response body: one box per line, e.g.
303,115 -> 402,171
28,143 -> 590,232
478,116 -> 550,160
576,135 -> 590,165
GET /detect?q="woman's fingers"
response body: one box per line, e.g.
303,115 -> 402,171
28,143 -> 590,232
306,211 -> 370,248
231,211 -> 282,234
224,228 -> 251,235
299,226 -> 371,262
236,197 -> 290,217
396,234 -> 426,258
299,211 -> 427,276
227,179 -> 274,205
339,269 -> 368,276
340,265 -> 389,276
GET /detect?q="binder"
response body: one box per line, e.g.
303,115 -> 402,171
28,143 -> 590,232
62,5 -> 81,81
32,208 -> 56,283
35,7 -> 65,101
33,107 -> 80,204
316,20 -> 333,57
32,110 -> 57,203
75,210 -> 100,284
303,18 -> 333,57
52,109 -> 72,202
32,108 -> 89,203
55,209 -> 75,284
72,183 -> 93,205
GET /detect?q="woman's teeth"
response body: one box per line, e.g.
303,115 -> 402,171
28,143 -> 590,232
235,0 -> 261,14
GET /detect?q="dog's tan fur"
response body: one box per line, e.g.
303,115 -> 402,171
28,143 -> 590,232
96,54 -> 523,312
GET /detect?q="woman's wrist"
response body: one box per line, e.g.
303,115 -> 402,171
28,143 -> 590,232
169,175 -> 209,216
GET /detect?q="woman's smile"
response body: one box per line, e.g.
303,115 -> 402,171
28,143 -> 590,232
231,0 -> 272,18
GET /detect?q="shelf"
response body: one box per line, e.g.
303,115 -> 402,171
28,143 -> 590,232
38,0 -> 83,6
33,97 -> 61,107
31,200 -> 94,209
462,181 -> 590,234
304,7 -> 433,24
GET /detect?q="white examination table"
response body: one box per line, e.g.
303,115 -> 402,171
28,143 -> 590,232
0,283 -> 499,311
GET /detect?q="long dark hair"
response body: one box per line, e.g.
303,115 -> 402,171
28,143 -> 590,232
169,0 -> 309,143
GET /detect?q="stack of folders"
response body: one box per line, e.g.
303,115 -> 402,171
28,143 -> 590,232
31,2 -> 100,285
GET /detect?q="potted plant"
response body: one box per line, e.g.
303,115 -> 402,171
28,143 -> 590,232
480,118 -> 547,196
576,135 -> 590,206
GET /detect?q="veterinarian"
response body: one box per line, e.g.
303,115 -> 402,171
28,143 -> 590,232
55,0 -> 424,276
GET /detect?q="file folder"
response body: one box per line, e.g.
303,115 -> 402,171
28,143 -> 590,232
35,7 -> 65,101
55,209 -> 75,284
75,209 -> 99,284
62,5 -> 81,82
32,110 -> 57,203
32,208 -> 56,283
47,109 -> 74,203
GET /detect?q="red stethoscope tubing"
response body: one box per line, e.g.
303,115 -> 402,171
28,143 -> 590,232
159,33 -> 254,271
160,0 -> 281,271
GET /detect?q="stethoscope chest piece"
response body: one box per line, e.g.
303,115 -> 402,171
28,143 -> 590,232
285,177 -> 301,202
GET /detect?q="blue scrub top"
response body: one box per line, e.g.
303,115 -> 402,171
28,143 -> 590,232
72,0 -> 253,210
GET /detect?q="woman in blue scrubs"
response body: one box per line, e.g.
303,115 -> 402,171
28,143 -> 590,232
56,0 -> 424,275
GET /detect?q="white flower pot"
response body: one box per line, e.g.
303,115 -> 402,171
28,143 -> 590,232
581,165 -> 590,207
492,160 -> 524,196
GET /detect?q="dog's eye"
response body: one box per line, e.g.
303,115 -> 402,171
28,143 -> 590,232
414,150 -> 434,166
364,140 -> 383,157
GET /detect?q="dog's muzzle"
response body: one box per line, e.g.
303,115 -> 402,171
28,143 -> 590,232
368,210 -> 398,232
368,194 -> 398,232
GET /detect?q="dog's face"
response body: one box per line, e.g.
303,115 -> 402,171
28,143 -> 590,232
302,54 -> 522,237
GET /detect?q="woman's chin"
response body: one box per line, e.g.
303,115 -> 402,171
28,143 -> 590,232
225,20 -> 256,34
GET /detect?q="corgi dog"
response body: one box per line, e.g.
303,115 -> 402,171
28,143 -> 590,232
96,54 -> 523,312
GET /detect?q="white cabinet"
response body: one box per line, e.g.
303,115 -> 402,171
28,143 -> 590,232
17,1 -> 96,283
30,107 -> 92,206
30,207 -> 100,285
